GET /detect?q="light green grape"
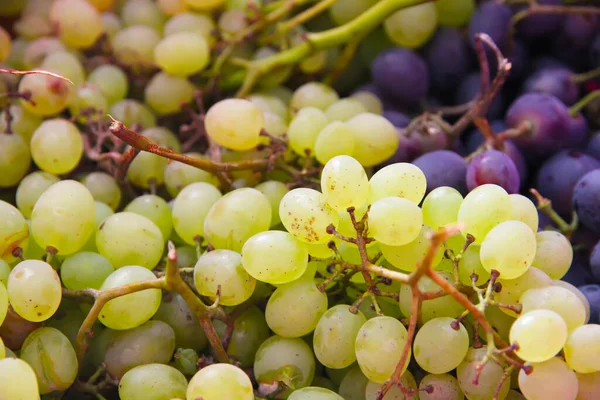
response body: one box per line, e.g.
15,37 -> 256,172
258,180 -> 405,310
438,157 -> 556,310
368,197 -> 422,246
576,371 -> 600,399
20,327 -> 77,394
112,25 -> 161,69
22,37 -> 66,70
0,133 -> 31,188
380,224 -> 443,272
205,98 -> 264,151
458,244 -> 490,286
290,82 -> 339,112
60,252 -> 114,290
369,163 -> 426,205
99,265 -> 162,330
121,0 -> 166,31
480,220 -> 536,279
365,370 -> 418,399
435,0 -> 475,27
346,113 -> 400,167
457,346 -> 510,400
49,0 -> 103,48
457,184 -> 512,242
518,357 -> 578,400
40,51 -> 85,87
262,111 -> 287,139
164,11 -> 215,44
413,317 -> 469,374
255,181 -> 289,227
172,182 -> 222,245
494,266 -> 552,318
0,200 -> 29,263
96,212 -> 164,269
520,286 -> 586,332
80,201 -> 114,252
325,99 -> 368,122
288,107 -> 329,157
31,180 -> 95,255
127,152 -> 168,189
155,31 -> 209,76
30,119 -> 83,175
419,373 -> 464,400
218,9 -> 248,38
338,367 -> 369,400
248,94 -> 289,121
110,99 -> 156,129
422,186 -> 463,229
508,193 -> 538,232
119,364 -> 187,400
314,121 -> 355,165
532,231 -> 573,280
88,64 -> 129,105
0,358 -> 40,399
0,260 -> 9,285
19,73 -> 73,117
68,83 -> 109,122
0,105 -> 43,144
124,194 -> 172,240
553,279 -> 591,324
289,387 -> 344,400
321,155 -> 369,212
384,3 -> 438,49
329,0 -> 376,25
187,363 -> 254,400
145,72 -> 195,115
82,172 -> 121,211
8,260 -> 61,322
101,11 -> 122,38
164,153 -> 219,197
153,293 -> 208,351
351,91 -> 383,115
225,306 -> 270,367
510,309 -> 568,362
564,324 -> 600,373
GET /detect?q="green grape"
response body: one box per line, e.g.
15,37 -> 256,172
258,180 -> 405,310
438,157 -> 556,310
154,31 -> 209,77
457,347 -> 510,400
480,220 -> 536,279
518,357 -> 578,400
30,119 -> 83,175
0,105 -> 43,144
88,64 -> 129,105
564,324 -> 600,373
124,194 -> 172,240
510,309 -> 567,362
187,363 -> 254,400
351,91 -> 383,115
68,83 -> 108,122
0,259 -> 9,285
22,37 -> 66,69
314,121 -> 355,165
508,194 -> 538,232
226,306 -> 270,367
380,225 -> 443,272
164,153 -> 219,197
173,348 -> 199,375
422,186 -> 463,229
20,327 -> 77,393
289,387 -> 344,400
419,373 -> 464,400
186,0 -> 225,12
119,364 -> 187,400
355,316 -> 409,383
121,0 -> 166,31
218,9 -> 248,37
82,172 -> 121,211
306,241 -> 336,258
435,0 -> 474,27
5,35 -> 26,68
254,336 -> 315,394
368,197 -> 422,246
457,184 -> 512,242
577,371 -> 600,400
49,0 -> 103,48
494,266 -> 552,318
80,201 -> 114,252
365,370 -> 417,399
325,99 -> 368,122
553,279 -> 591,324
18,73 -> 73,117
532,231 -> 573,280
104,320 -> 175,377
145,72 -> 195,115
346,113 -> 399,167
96,212 -> 164,269
280,188 -> 339,244
205,98 -> 264,151
255,181 -> 289,227
338,367 -> 369,400
153,293 -> 207,351
520,286 -> 586,332
321,155 -> 369,212
127,152 -> 167,189
45,301 -> 86,347
0,200 -> 29,263
261,111 -> 287,140
0,133 -> 31,188
204,188 -> 271,252
0,358 -> 40,399
172,182 -> 222,245
112,25 -> 161,69
413,317 -> 469,374
31,180 -> 95,255
458,244 -> 490,286
248,94 -> 289,121
14,12 -> 53,41
40,51 -> 85,87
101,12 -> 122,38
143,126 -> 180,150
164,11 -> 215,44
384,3 -> 438,49
110,99 -> 157,129
290,82 -> 339,112
8,260 -> 61,322
329,0 -> 376,25
288,107 -> 329,157
60,252 -> 114,290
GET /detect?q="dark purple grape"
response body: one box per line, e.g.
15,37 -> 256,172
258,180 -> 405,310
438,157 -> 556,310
455,72 -> 505,120
552,15 -> 598,71
523,67 -> 579,106
466,150 -> 520,193
585,131 -> 600,160
371,48 -> 429,107
578,284 -> 600,323
515,0 -> 565,40
382,110 -> 410,128
565,114 -> 589,149
468,1 -> 512,49
535,150 -> 600,218
532,56 -> 568,72
561,258 -> 594,287
424,28 -> 472,93
358,28 -> 395,68
590,241 -> 600,282
573,169 -> 600,234
413,150 -> 468,194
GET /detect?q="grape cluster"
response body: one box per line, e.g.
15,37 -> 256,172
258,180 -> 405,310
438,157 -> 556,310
0,0 -> 600,400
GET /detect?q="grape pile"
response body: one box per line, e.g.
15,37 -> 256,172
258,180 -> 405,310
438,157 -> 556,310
0,0 -> 600,399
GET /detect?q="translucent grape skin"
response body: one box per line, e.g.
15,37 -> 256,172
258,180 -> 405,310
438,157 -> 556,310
223,306 -> 270,367
577,371 -> 600,400
60,252 -> 114,291
510,309 -> 568,362
8,260 -> 61,322
321,155 -> 369,212
288,107 -> 329,157
152,293 -> 208,352
368,197 -> 423,246
380,224 -> 444,272
124,194 -> 173,240
564,324 -> 600,373
422,186 -> 463,229
119,364 -> 187,400
0,200 -> 29,263
384,3 -> 438,49
30,119 -> 83,175
290,82 -> 340,111
365,370 -> 418,399
457,184 -> 512,243
369,162 -> 427,205
518,357 -> 578,400
314,121 -> 355,165
532,231 -> 573,280
494,266 -> 553,318
145,72 -> 195,115
520,286 -> 586,332
255,180 -> 289,227
172,182 -> 222,245
15,171 -> 59,218
87,64 -> 129,105
187,363 -> 254,400
0,358 -> 40,399
413,317 -> 469,374
0,133 -> 30,188
164,153 -> 219,197
112,25 -> 161,69
419,373 -> 464,400
509,193 -> 539,232
49,0 -> 103,49
205,99 -> 264,151
82,172 -> 122,211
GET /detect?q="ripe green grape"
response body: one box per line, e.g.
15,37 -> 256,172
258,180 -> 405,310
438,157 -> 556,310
554,279 -> 591,324
0,105 -> 42,144
321,155 -> 369,212
164,153 -> 219,197
119,364 -> 187,400
518,357 -> 578,400
205,98 -> 264,151
8,260 -> 61,322
419,373 -> 463,400
127,152 -> 167,189
155,31 -> 209,77
564,324 -> 600,373
435,0 -> 475,27
187,363 -> 254,400
145,72 -> 195,115
99,266 -> 162,330
0,358 -> 40,399
218,9 -> 248,37
19,73 -> 73,117
88,64 -> 129,105
30,119 -> 83,175
0,260 -> 9,285
288,107 -> 329,157
365,370 -> 417,399
369,163 -> 426,205
457,184 -> 512,242
20,327 -> 77,394
458,244 -> 490,286
494,266 -> 552,318
520,286 -> 586,332
22,37 -> 66,70
82,172 -> 121,211
532,231 -> 573,280
289,387 -> 344,400
112,25 -> 161,69
60,252 -> 114,290
457,346 -> 510,400
480,220 -> 536,279
80,201 -> 114,253
368,197 -> 423,246
96,212 -> 164,269
40,51 -> 85,87
121,0 -> 166,31
315,121 -> 355,164
49,0 -> 103,49
102,11 -> 122,37
325,99 -> 367,122
577,371 -> 600,400
124,194 -> 172,240
255,181 -> 289,227
110,99 -> 157,129
224,306 -> 270,367
0,200 -> 29,262
380,225 -> 444,271
338,367 -> 369,400
242,231 -> 309,284
422,186 -> 463,229
31,180 -> 95,255
413,317 -> 469,374
509,193 -> 538,232
384,3 -> 438,49
0,133 -> 31,189
172,182 -> 222,245
510,309 -> 568,362
68,83 -> 108,122
351,91 -> 383,115
153,293 -> 207,351
164,11 -> 215,44
346,113 -> 399,167
290,82 -> 340,112
248,94 -> 289,121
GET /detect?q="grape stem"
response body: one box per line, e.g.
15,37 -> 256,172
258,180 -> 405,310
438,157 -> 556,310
529,188 -> 578,239
265,0 -> 340,44
568,89 -> 600,118
323,31 -> 366,85
511,0 -> 600,28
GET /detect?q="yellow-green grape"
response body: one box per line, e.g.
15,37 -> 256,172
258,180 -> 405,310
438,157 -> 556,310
0,260 -> 9,285
413,317 -> 469,374
119,364 -> 187,400
164,153 -> 219,197
80,201 -> 114,253
369,163 -> 427,205
242,231 -> 309,284
0,281 -> 7,326
218,9 -> 248,38
553,279 -> 591,324
20,327 -> 77,394
346,113 -> 399,167
99,266 -> 162,330
564,324 -> 600,373
40,51 -> 85,87
205,99 -> 264,151
575,371 -> 600,400
457,184 -> 512,242
248,94 -> 289,121
110,99 -> 157,129
253,47 -> 293,88
0,358 -> 40,399
457,346 -> 510,400
68,84 -> 109,122
314,121 -> 355,164
121,0 -> 166,31
30,119 -> 83,175
127,152 -> 167,189
172,182 -> 222,245
60,252 -> 114,290
0,105 -> 43,144
0,133 -> 31,188
458,244 -> 490,286
483,305 -> 515,344
204,188 -> 271,252
96,212 -> 164,269
368,197 -> 422,246
338,367 -> 369,400
422,186 -> 463,229
419,373 -> 464,400
306,241 -> 336,259
145,125 -> 181,148
22,37 -> 66,69
325,99 -> 368,122
321,155 -> 369,212
225,306 -> 270,367
289,387 -> 344,400
101,12 -> 122,38
520,286 -> 586,332
351,91 -> 383,115
255,181 -> 289,227
8,260 -> 61,322
18,73 -> 73,117
82,172 -> 121,211
329,0 -> 376,25
154,32 -> 209,77
31,180 -> 95,255
185,0 -> 224,11
88,64 -> 129,105
288,107 -> 329,157
494,266 -> 552,318
518,357 -> 578,400
508,194 -> 538,232
22,220 -> 45,261
365,370 -> 418,399
290,82 -> 340,112
380,225 -> 443,272
532,231 -> 573,280
164,11 -> 215,44
435,0 -> 474,27
384,3 -> 438,49
124,194 -> 172,240
145,72 -> 195,115
112,25 -> 161,69
187,363 -> 253,400
254,336 -> 315,394
355,316 -> 409,383
510,309 -> 568,362
279,188 -> 339,244
49,0 -> 103,48
0,200 -> 29,263
153,293 -> 208,352
262,111 -> 287,139
480,220 -> 536,280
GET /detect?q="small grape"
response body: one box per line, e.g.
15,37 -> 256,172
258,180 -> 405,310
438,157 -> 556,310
520,286 -> 586,332
224,306 -> 270,367
49,0 -> 103,49
255,181 -> 289,227
457,184 -> 512,242
88,64 -> 129,105
321,155 -> 369,212
121,0 -> 166,32
153,293 -> 207,352
314,121 -> 355,164
145,72 -> 195,115
164,11 -> 216,44
509,193 -> 539,232
172,182 -> 222,245
19,73 -> 73,117
0,200 -> 29,263
413,317 -> 469,374
290,82 -> 339,111
380,224 -> 444,272
155,32 -> 210,77
351,91 -> 383,115
385,3 -> 438,48
0,358 -> 40,399
119,364 -> 187,400
365,370 -> 418,399
457,346 -> 510,400
419,373 -> 463,400
494,266 -> 552,318
368,197 -> 423,246
532,231 -> 573,279
60,252 -> 114,290
205,99 -> 264,151
112,25 -> 161,69
288,107 -> 329,157
0,133 -> 30,188
369,162 -> 427,205
187,363 -> 254,400
124,194 -> 172,241
30,119 -> 83,175
289,387 -> 344,400
8,260 -> 61,322
82,172 -> 121,211
325,98 -> 368,122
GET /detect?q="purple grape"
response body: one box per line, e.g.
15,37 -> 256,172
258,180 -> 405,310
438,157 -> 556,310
523,67 -> 579,106
466,150 -> 520,193
532,56 -> 568,72
455,73 -> 505,120
578,284 -> 600,323
413,150 -> 468,194
506,40 -> 529,82
565,114 -> 589,149
468,1 -> 512,49
590,241 -> 600,282
535,150 -> 600,218
573,169 -> 600,234
424,28 -> 472,93
464,120 -> 507,153
552,15 -> 598,71
561,258 -> 594,287
382,110 -> 410,128
515,0 -> 565,40
585,131 -> 600,160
